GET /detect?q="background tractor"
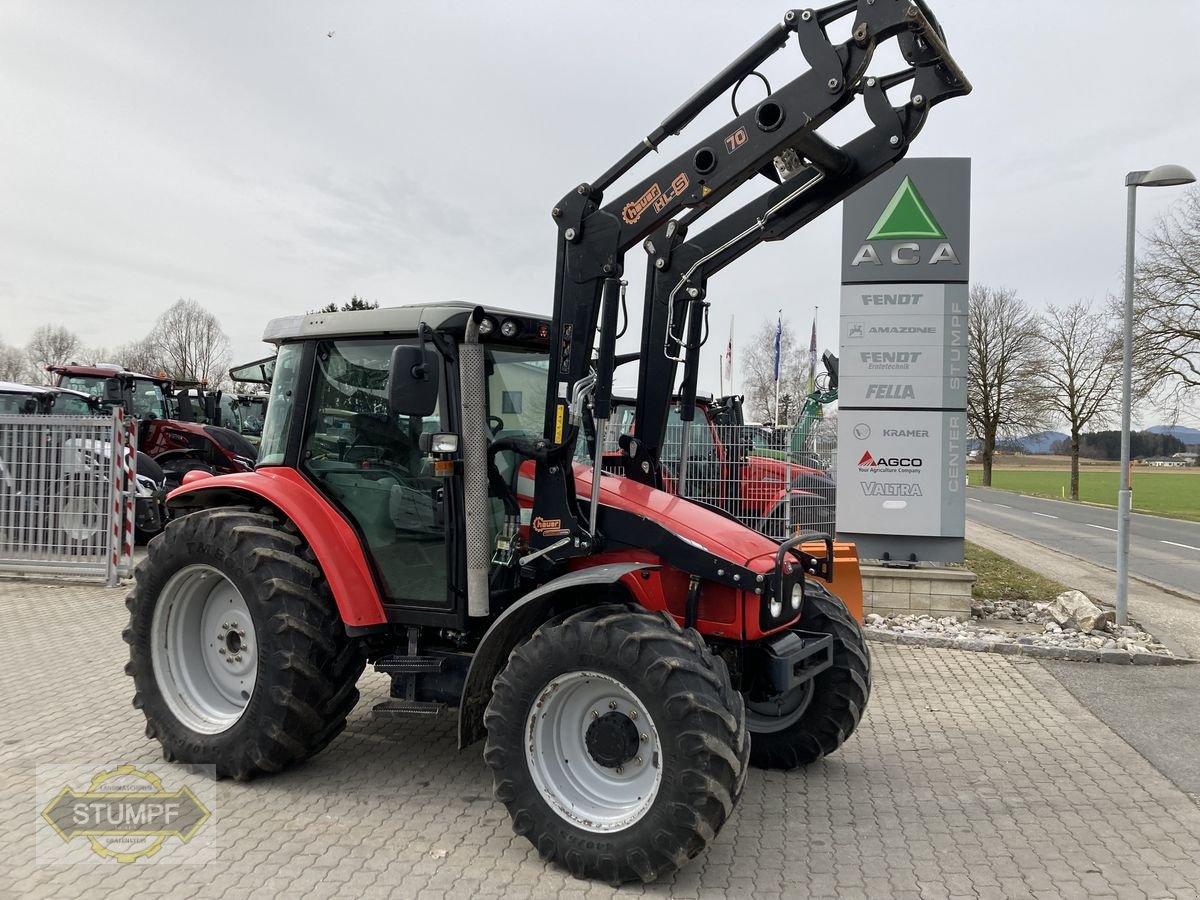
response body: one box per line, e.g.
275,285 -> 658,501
51,364 -> 257,489
124,2 -> 969,884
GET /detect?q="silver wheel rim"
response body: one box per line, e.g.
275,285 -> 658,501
745,679 -> 815,734
60,487 -> 104,543
525,670 -> 662,833
150,564 -> 257,735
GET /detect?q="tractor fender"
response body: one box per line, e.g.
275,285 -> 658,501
458,561 -> 658,749
167,468 -> 388,630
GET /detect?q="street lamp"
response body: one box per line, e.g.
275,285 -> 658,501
1116,164 -> 1196,626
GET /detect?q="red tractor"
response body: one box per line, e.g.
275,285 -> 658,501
603,392 -> 837,538
51,364 -> 257,488
124,3 -> 968,883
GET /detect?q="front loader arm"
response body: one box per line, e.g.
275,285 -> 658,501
625,60 -> 968,489
530,0 -> 970,559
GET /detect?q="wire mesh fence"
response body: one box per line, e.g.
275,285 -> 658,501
0,412 -> 136,584
596,413 -> 837,540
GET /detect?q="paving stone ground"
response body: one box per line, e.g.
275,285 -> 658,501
3,576 -> 1200,899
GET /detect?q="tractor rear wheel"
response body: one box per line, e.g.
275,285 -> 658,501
746,580 -> 871,768
123,507 -> 364,780
483,603 -> 747,884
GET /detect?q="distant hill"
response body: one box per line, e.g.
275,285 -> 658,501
1015,431 -> 1069,454
1147,424 -> 1200,445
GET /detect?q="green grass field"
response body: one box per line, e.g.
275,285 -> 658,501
975,467 -> 1200,522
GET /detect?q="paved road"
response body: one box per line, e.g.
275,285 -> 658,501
5,577 -> 1200,898
967,521 -> 1200,811
967,487 -> 1200,599
1042,661 -> 1200,806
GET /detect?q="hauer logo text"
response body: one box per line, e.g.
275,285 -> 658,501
851,176 -> 960,268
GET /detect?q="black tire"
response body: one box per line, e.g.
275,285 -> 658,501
483,603 -> 748,885
746,580 -> 871,769
123,507 -> 365,780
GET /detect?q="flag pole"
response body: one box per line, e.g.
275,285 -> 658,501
774,309 -> 782,425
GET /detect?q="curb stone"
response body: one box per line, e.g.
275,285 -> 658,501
865,628 -> 1200,666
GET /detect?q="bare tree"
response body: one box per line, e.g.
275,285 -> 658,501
25,324 -> 82,383
740,317 -> 803,423
1129,188 -> 1200,413
0,342 -> 28,381
967,285 -> 1048,485
1037,300 -> 1122,499
149,299 -> 230,384
113,337 -> 163,376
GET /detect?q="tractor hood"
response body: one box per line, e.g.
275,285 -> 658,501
574,467 -> 782,570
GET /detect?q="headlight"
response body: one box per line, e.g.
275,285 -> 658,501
477,317 -> 496,336
769,595 -> 783,618
791,582 -> 803,611
500,318 -> 520,338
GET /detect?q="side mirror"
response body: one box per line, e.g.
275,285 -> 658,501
204,393 -> 220,425
388,346 -> 440,417
104,378 -> 124,407
175,394 -> 195,422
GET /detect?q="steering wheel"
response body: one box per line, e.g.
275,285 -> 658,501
487,415 -> 505,436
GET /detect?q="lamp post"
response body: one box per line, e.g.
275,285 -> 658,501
1117,164 -> 1195,626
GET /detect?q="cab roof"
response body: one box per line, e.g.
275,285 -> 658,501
0,381 -> 49,395
50,364 -> 164,382
262,301 -> 551,344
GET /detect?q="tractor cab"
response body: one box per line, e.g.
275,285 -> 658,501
53,364 -> 172,422
249,303 -> 553,610
0,382 -> 98,416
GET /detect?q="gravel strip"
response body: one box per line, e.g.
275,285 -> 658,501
863,598 -> 1198,666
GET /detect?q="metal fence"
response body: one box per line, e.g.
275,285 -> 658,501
0,411 -> 136,585
597,417 -> 838,540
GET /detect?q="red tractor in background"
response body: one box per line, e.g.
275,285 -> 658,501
51,364 -> 258,489
123,3 -> 969,884
602,392 -> 837,539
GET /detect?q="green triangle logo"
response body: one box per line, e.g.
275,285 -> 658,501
866,176 -> 946,240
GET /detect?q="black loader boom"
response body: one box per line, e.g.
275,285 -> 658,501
527,0 -> 971,559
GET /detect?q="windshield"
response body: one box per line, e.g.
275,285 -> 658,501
486,349 -> 549,439
61,374 -> 166,418
53,394 -> 96,416
0,392 -> 38,415
238,399 -> 266,436
257,344 -> 302,466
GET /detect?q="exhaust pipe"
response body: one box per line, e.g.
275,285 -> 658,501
460,308 -> 491,618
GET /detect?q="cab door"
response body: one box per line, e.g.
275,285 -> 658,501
301,338 -> 451,609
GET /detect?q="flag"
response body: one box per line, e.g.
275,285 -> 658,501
724,316 -> 734,386
773,312 -> 782,383
807,313 -> 817,395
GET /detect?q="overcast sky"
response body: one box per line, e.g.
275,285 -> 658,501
2,1 -> 1198,426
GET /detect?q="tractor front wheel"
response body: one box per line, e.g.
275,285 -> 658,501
483,603 -> 747,884
124,507 -> 364,779
746,580 -> 871,768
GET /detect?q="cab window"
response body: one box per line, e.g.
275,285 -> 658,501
302,339 -> 447,606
